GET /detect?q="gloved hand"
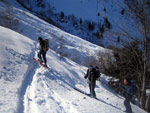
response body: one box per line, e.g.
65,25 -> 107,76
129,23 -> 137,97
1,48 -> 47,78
96,77 -> 100,81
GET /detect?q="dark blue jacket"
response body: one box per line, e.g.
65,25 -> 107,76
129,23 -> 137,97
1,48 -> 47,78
125,84 -> 134,98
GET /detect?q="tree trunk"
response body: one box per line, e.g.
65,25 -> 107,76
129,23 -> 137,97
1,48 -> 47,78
140,76 -> 146,109
146,95 -> 150,112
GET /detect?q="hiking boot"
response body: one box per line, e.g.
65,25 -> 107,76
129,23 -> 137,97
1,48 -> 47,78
40,60 -> 43,64
37,59 -> 40,62
44,63 -> 47,67
124,110 -> 132,113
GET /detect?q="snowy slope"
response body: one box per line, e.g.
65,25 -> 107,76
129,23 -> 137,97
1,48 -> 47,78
0,1 -> 147,113
0,26 -> 147,113
0,26 -> 35,113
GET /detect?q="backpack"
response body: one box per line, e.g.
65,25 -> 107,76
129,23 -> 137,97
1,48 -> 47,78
131,80 -> 138,96
87,68 -> 94,81
95,66 -> 100,80
88,67 -> 100,82
43,39 -> 49,51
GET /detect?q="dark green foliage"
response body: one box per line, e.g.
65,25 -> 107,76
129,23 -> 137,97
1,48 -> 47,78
88,21 -> 95,31
37,0 -> 45,8
37,0 -> 42,7
41,4 -> 45,8
88,21 -> 92,31
121,9 -> 125,15
117,36 -> 120,43
97,12 -> 100,16
147,1 -> 150,5
104,17 -> 111,29
91,22 -> 95,30
80,18 -> 82,24
104,7 -> 106,12
100,24 -> 105,34
94,31 -> 100,39
61,11 -> 64,19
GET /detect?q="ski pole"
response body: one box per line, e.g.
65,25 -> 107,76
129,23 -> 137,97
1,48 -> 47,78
116,96 -> 119,106
83,78 -> 87,99
84,78 -> 87,94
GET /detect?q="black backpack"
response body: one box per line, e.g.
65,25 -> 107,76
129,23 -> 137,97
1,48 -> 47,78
43,39 -> 49,52
95,66 -> 101,79
88,67 -> 100,82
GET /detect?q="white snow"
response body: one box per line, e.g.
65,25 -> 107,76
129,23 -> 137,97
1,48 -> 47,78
0,1 -> 147,113
0,26 -> 34,113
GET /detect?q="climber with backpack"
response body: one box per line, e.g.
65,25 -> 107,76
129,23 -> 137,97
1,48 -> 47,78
123,77 -> 134,113
84,65 -> 101,98
37,37 -> 49,67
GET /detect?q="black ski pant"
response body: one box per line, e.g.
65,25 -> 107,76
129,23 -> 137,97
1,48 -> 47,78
124,95 -> 133,113
89,81 -> 96,98
38,50 -> 47,64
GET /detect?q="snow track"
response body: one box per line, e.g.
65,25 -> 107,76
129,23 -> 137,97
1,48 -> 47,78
23,68 -> 40,113
16,52 -> 37,113
23,66 -> 78,113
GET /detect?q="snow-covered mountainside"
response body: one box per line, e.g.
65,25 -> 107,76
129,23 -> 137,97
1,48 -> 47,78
0,26 -> 147,113
16,0 -> 143,47
0,1 -> 147,113
1,0 -> 112,67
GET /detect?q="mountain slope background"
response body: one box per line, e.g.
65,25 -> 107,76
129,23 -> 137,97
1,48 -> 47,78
16,0 -> 143,47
